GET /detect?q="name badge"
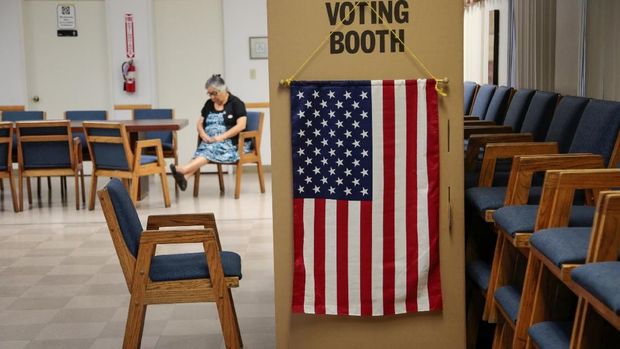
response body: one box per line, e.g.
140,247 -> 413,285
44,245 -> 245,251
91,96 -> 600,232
227,114 -> 233,119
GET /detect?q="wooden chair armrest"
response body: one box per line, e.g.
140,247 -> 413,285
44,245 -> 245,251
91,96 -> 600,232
464,125 -> 513,139
503,154 -> 604,207
464,115 -> 480,121
536,169 -> 620,230
587,191 -> 620,262
146,213 -> 216,229
465,133 -> 533,171
464,120 -> 496,126
140,228 -> 217,245
477,142 -> 558,187
135,139 -> 163,150
238,130 -> 260,153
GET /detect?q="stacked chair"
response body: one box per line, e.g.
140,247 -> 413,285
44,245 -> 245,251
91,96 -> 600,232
0,122 -> 18,212
463,92 -> 620,348
464,81 -> 480,115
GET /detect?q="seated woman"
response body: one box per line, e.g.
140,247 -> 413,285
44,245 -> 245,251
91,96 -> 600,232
170,74 -> 247,191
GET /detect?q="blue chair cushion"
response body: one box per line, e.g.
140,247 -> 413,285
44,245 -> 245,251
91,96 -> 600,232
106,179 -> 143,257
140,155 -> 158,165
528,321 -> 572,349
466,186 -> 543,215
571,262 -> 620,315
503,89 -> 535,131
464,81 -> 478,114
519,91 -> 558,141
466,260 -> 491,292
493,205 -> 596,237
494,285 -> 521,324
150,251 -> 242,282
483,86 -> 512,124
530,228 -> 592,267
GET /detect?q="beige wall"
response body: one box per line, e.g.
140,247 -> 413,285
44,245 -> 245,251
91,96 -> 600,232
267,0 -> 465,348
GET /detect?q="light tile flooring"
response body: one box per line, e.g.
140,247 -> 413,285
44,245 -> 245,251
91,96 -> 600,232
0,171 -> 275,348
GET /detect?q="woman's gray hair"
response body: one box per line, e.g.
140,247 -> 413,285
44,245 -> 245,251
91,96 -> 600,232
205,74 -> 227,92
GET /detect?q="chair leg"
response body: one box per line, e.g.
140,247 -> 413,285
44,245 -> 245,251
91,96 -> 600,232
228,288 -> 243,348
215,286 -> 242,349
60,176 -> 66,202
80,169 -> 86,206
8,173 -> 19,212
27,178 -> 33,205
74,173 -> 80,210
88,175 -> 98,210
159,172 -> 171,208
512,254 -> 543,349
18,174 -> 24,212
484,233 -> 505,322
130,176 -> 139,204
193,170 -> 201,197
234,163 -> 242,199
256,161 -> 265,193
217,164 -> 225,194
123,296 -> 148,349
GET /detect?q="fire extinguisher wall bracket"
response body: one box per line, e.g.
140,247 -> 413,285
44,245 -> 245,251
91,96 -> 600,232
122,60 -> 136,93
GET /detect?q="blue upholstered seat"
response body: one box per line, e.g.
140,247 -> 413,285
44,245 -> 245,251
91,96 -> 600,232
466,186 -> 542,215
481,86 -> 512,124
568,100 -> 620,167
470,84 -> 496,119
494,285 -> 521,323
543,96 -> 589,153
133,109 -> 174,150
529,228 -> 592,267
571,262 -> 620,315
466,260 -> 491,292
18,123 -> 73,169
464,81 -> 478,115
106,178 -> 242,281
528,321 -> 572,349
493,205 -> 595,237
150,252 -> 242,282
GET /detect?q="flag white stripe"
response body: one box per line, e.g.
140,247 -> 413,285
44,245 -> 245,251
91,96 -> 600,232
393,80 -> 408,314
416,79 -> 431,311
370,80 -> 384,315
348,200 -> 361,315
303,199 -> 316,313
324,199 -> 338,314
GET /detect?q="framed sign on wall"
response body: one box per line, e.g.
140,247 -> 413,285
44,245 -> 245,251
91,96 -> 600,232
249,36 -> 268,59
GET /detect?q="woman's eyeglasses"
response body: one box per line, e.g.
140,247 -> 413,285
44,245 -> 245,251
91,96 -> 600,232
207,90 -> 220,97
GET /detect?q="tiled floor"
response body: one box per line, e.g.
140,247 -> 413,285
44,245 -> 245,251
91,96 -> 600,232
0,171 -> 275,348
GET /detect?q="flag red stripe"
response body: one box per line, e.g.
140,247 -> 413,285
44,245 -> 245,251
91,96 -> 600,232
360,201 -> 373,316
405,81 -> 419,312
382,80 -> 396,315
426,80 -> 443,310
314,199 -> 326,314
292,198 -> 306,313
336,200 -> 349,315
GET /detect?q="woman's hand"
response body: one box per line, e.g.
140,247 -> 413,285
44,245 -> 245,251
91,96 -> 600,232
213,134 -> 225,142
200,134 -> 212,143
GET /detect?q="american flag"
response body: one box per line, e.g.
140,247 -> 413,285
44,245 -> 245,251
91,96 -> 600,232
291,79 -> 442,316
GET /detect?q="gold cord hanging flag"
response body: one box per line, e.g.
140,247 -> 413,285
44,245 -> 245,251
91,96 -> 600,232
279,0 -> 449,96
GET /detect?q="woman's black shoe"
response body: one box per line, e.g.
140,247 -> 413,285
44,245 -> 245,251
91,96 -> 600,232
170,164 -> 187,191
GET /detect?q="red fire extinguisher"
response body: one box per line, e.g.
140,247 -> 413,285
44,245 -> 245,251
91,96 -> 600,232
122,60 -> 136,93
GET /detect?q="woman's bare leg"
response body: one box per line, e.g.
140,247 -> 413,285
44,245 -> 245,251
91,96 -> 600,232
176,157 -> 210,179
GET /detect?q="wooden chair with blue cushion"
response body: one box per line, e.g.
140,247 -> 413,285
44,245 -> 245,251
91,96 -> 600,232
65,110 -> 107,161
83,122 -> 170,210
522,175 -> 620,348
98,178 -> 242,348
0,122 -> 19,212
193,111 -> 266,199
490,169 -> 620,348
15,120 -> 84,211
466,84 -> 497,120
465,86 -> 513,126
133,109 -> 178,166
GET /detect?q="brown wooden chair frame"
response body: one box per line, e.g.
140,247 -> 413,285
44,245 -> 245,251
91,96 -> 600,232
16,120 -> 84,211
131,108 -> 178,166
98,187 -> 242,349
193,111 -> 266,199
83,122 -> 170,210
0,122 -> 19,212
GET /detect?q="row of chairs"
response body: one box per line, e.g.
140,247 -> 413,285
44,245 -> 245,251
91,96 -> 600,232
0,119 -> 171,212
462,82 -> 620,347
